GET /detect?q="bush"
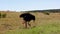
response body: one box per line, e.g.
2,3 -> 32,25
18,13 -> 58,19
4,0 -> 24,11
2,14 -> 6,18
43,11 -> 50,15
0,13 -> 6,18
0,13 -> 1,18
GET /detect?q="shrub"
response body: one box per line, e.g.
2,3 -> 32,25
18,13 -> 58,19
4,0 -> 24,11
43,11 -> 50,15
2,14 -> 6,18
0,13 -> 6,18
0,13 -> 1,18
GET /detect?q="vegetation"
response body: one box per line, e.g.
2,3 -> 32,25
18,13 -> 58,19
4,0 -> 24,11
5,23 -> 60,34
2,14 -> 6,18
0,10 -> 60,34
0,13 -> 6,18
0,13 -> 1,18
43,11 -> 50,15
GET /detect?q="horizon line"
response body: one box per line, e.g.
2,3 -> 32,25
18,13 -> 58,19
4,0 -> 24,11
0,8 -> 60,12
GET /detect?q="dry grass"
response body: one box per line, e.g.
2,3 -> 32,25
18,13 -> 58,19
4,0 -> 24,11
0,11 -> 60,34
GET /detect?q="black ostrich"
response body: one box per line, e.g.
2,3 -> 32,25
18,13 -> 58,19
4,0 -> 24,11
20,13 -> 35,28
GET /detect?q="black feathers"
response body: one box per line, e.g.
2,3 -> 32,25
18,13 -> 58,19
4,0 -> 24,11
20,13 -> 35,22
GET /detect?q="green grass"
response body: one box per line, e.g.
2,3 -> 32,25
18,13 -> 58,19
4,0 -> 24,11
5,26 -> 40,34
5,22 -> 60,34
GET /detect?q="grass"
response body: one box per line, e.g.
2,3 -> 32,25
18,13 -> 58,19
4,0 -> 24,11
5,26 -> 40,34
0,11 -> 60,34
5,22 -> 60,34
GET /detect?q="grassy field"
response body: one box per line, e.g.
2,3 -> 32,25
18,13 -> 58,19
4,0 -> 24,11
0,11 -> 60,34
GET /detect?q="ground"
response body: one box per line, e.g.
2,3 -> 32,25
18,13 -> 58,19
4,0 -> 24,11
0,11 -> 60,34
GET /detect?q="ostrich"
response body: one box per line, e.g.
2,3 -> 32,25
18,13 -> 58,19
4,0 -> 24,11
20,13 -> 35,28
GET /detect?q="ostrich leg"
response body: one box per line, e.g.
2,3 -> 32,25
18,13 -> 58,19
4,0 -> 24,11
28,22 -> 31,27
24,21 -> 27,28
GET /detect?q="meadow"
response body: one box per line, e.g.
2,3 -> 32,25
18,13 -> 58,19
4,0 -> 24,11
0,11 -> 60,34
